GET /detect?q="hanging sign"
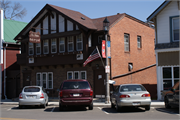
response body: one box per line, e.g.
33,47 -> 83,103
107,41 -> 111,58
102,40 -> 106,58
29,31 -> 40,43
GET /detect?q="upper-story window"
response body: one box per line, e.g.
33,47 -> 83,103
98,35 -> 103,44
29,42 -> 34,55
76,34 -> 83,51
36,43 -> 41,55
137,36 -> 142,49
124,33 -> 130,52
172,17 -> 179,41
51,38 -> 57,53
59,37 -> 65,53
43,40 -> 49,54
67,36 -> 74,52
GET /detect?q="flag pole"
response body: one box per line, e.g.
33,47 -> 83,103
96,46 -> 105,68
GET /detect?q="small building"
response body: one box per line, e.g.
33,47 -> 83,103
1,18 -> 27,99
147,0 -> 179,100
15,4 -> 157,98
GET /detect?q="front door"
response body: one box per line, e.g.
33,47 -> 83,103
94,70 -> 106,98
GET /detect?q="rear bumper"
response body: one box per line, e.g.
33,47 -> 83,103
60,97 -> 93,106
117,99 -> 151,107
19,99 -> 45,105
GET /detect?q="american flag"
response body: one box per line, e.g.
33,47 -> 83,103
83,47 -> 101,67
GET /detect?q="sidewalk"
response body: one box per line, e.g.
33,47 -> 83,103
0,98 -> 164,107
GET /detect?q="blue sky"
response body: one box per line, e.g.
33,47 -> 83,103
12,0 -> 165,23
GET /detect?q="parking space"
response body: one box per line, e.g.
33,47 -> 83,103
0,104 -> 179,120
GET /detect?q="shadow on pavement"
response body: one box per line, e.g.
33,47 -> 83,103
44,106 -> 88,112
155,107 -> 179,114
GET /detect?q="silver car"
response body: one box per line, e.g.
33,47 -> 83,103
110,84 -> 151,111
19,86 -> 48,109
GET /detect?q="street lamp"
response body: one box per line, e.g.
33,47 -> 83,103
103,17 -> 110,104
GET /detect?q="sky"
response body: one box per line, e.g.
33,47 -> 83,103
9,0 -> 165,23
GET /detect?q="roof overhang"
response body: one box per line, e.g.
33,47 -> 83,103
147,1 -> 171,22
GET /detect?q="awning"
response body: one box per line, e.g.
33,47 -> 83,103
109,80 -> 115,84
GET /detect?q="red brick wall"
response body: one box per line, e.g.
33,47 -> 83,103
109,16 -> 157,88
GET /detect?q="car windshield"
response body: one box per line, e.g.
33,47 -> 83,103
120,85 -> 146,92
62,81 -> 90,90
24,87 -> 40,92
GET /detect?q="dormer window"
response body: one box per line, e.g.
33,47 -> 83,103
76,34 -> 83,51
29,42 -> 34,55
67,36 -> 74,52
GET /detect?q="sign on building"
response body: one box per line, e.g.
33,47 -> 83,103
29,31 -> 40,43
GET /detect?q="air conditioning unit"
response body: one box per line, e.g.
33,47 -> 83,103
29,58 -> 34,63
76,54 -> 83,60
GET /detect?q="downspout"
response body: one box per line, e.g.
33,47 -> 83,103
4,43 -> 7,99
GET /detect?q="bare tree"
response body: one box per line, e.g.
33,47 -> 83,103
0,0 -> 27,20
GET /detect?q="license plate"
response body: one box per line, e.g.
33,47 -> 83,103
27,95 -> 36,99
73,94 -> 80,97
132,102 -> 140,106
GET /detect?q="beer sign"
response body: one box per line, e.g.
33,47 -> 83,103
29,31 -> 40,43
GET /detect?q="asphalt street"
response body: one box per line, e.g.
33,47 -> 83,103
0,104 -> 179,120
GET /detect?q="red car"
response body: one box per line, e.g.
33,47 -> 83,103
58,79 -> 93,111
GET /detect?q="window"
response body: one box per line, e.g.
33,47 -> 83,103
88,35 -> 92,47
67,36 -> 74,52
172,17 -> 179,41
43,40 -> 49,54
162,67 -> 179,90
36,43 -> 41,55
67,71 -> 73,80
29,42 -> 34,55
59,37 -> 65,53
51,38 -> 57,53
76,34 -> 83,51
137,36 -> 142,48
74,71 -> 79,79
98,35 -> 103,44
36,72 -> 53,89
67,71 -> 87,80
124,34 -> 130,52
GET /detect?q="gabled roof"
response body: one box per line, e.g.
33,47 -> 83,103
147,0 -> 171,22
14,4 -> 150,41
4,19 -> 27,43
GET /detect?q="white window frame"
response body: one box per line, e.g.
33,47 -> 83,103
51,38 -> 57,53
36,73 -> 41,86
162,66 -> 179,90
67,71 -> 73,80
48,72 -> 53,89
36,72 -> 53,89
124,34 -> 130,52
74,71 -> 79,79
67,36 -> 74,52
80,71 -> 87,79
172,17 -> 179,41
76,34 -> 83,51
137,36 -> 141,49
42,72 -> 47,89
43,40 -> 49,54
59,37 -> 65,53
36,43 -> 41,55
29,42 -> 34,55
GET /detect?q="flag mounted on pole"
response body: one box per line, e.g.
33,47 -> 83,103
83,47 -> 101,67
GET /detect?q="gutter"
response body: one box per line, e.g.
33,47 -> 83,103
112,64 -> 156,79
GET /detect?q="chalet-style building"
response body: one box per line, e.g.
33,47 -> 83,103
147,0 -> 179,100
15,4 -> 157,98
1,18 -> 27,99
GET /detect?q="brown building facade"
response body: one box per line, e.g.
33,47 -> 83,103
15,4 -> 157,98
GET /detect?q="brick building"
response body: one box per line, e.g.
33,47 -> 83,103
14,4 -> 157,98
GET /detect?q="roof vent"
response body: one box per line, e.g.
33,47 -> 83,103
117,13 -> 120,15
81,17 -> 85,20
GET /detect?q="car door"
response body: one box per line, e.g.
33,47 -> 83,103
112,86 -> 120,104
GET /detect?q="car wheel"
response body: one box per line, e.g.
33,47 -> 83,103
164,97 -> 171,109
89,102 -> 93,110
111,102 -> 115,108
19,105 -> 23,109
145,105 -> 150,111
116,101 -> 121,112
59,103 -> 63,111
41,102 -> 46,108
